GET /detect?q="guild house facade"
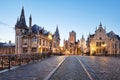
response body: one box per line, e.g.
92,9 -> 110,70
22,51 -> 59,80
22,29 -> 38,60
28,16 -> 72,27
87,22 -> 120,56
15,7 -> 60,54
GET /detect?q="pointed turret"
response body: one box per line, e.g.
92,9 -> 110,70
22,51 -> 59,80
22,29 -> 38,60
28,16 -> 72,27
28,15 -> 32,34
18,7 -> 27,28
29,14 -> 32,27
55,25 -> 60,40
56,26 -> 60,37
15,18 -> 19,28
20,7 -> 26,24
99,22 -> 102,27
82,35 -> 84,39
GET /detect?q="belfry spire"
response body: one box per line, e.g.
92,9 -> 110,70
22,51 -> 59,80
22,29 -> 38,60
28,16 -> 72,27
55,25 -> 60,39
19,7 -> 27,27
99,22 -> 102,27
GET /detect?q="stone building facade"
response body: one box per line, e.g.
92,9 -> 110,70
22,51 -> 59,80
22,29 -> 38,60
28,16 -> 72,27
15,7 -> 60,54
80,35 -> 86,54
0,41 -> 15,54
63,31 -> 86,55
87,22 -> 120,56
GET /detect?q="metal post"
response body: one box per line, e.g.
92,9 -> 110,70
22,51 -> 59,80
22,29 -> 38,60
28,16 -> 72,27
8,55 -> 11,70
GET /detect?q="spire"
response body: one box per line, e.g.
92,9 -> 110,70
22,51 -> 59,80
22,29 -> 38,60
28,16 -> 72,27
82,35 -> 84,39
15,18 -> 19,25
55,25 -> 60,40
28,15 -> 32,34
29,14 -> 32,27
99,21 -> 102,27
19,7 -> 27,28
15,17 -> 19,28
56,25 -> 60,37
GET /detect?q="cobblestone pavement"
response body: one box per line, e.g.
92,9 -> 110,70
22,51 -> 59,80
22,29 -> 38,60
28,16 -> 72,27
77,56 -> 120,80
0,56 -> 120,80
0,56 -> 66,80
49,56 -> 90,80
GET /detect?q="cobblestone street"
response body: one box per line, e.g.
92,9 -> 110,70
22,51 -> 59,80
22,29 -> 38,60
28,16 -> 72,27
77,56 -> 120,80
49,56 -> 90,80
0,56 -> 120,80
0,56 -> 66,80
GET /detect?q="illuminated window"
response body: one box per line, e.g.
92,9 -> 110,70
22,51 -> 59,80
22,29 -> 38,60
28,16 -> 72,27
23,48 -> 27,53
99,37 -> 102,40
32,48 -> 37,52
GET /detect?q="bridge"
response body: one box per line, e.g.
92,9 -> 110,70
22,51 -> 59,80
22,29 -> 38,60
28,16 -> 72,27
0,54 -> 120,80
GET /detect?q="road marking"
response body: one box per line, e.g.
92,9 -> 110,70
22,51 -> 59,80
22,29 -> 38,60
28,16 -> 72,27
43,56 -> 67,80
76,57 -> 94,80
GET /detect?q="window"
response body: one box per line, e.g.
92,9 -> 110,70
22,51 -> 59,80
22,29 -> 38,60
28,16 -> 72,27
96,42 -> 101,47
32,37 -> 37,46
32,37 -> 37,42
96,42 -> 99,46
31,48 -> 37,52
42,40 -> 44,46
99,37 -> 102,40
102,42 -> 105,45
39,39 -> 41,45
23,48 -> 27,53
23,39 -> 27,45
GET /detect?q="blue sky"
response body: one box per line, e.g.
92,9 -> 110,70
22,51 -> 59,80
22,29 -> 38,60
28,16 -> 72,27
0,0 -> 120,45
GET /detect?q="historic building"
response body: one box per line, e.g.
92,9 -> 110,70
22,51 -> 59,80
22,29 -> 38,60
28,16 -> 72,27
15,7 -> 60,54
63,31 -> 87,55
0,41 -> 15,54
52,26 -> 60,53
86,22 -> 120,56
80,35 -> 86,54
63,31 -> 86,55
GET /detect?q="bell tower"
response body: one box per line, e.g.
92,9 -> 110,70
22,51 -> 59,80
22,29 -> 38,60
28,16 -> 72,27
15,7 -> 28,54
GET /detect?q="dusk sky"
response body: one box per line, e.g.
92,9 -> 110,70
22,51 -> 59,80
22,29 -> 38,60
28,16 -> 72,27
0,0 -> 120,46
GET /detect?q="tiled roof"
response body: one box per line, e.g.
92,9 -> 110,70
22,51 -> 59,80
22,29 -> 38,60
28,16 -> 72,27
0,42 -> 15,47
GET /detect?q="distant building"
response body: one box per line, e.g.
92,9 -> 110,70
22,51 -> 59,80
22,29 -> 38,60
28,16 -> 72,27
15,7 -> 60,54
86,22 -> 120,56
69,31 -> 76,44
0,41 -> 15,54
52,26 -> 60,53
63,30 -> 81,55
80,35 -> 86,54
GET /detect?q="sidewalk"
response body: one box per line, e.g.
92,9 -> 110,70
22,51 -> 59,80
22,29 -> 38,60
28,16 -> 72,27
0,56 -> 66,80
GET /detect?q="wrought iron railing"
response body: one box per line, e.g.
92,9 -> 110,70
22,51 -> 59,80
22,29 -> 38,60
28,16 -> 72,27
0,53 -> 50,70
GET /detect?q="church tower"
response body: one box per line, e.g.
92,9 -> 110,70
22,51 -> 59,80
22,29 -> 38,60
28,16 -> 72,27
15,7 -> 28,54
69,31 -> 76,44
53,25 -> 60,53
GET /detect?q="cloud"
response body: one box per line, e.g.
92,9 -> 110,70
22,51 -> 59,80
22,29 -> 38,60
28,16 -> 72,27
0,21 -> 8,26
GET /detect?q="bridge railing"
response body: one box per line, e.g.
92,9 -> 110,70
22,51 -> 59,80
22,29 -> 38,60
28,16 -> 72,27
0,53 -> 50,70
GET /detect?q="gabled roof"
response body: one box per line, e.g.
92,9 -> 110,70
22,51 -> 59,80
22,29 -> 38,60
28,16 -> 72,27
31,24 -> 50,36
107,31 -> 120,39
